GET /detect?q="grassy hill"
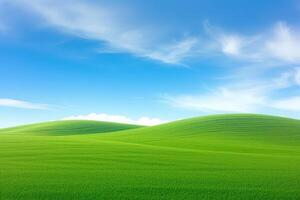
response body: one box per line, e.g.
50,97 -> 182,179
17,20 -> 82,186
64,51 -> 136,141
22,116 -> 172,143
106,114 -> 300,153
0,114 -> 300,199
0,120 -> 142,135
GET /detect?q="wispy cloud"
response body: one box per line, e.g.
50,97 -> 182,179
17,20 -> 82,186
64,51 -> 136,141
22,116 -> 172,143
4,1 -> 300,66
207,22 -> 300,64
147,37 -> 199,64
62,113 -> 167,126
165,90 -> 300,114
265,23 -> 300,63
164,68 -> 300,113
5,0 -> 197,64
0,98 -> 49,110
272,96 -> 300,111
164,86 -> 266,113
274,67 -> 300,88
220,35 -> 244,56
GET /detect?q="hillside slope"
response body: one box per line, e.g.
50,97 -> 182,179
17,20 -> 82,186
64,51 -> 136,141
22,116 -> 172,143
0,120 -> 143,135
1,114 -> 300,200
106,114 -> 300,148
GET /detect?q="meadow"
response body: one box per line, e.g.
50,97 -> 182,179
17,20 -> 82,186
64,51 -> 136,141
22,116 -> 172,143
1,114 -> 300,199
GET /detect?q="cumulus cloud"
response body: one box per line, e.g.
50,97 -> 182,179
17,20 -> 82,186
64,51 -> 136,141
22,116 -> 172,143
62,113 -> 167,126
0,98 -> 48,110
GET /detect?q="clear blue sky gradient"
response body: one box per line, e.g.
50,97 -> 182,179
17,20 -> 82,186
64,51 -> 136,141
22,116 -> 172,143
1,0 -> 300,127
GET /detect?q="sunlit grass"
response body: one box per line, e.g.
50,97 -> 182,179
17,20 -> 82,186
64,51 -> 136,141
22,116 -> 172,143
1,114 -> 300,199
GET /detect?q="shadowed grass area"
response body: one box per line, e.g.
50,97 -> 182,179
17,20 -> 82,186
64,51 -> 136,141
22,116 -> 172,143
0,114 -> 300,199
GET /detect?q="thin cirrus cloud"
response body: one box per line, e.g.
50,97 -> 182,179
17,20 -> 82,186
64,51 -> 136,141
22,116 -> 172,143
62,113 -> 168,126
164,87 -> 266,113
0,98 -> 49,110
272,97 -> 300,111
209,22 -> 300,64
159,23 -> 300,114
164,68 -> 300,113
6,0 -> 198,64
4,1 -> 300,65
164,87 -> 300,113
2,1 -> 300,118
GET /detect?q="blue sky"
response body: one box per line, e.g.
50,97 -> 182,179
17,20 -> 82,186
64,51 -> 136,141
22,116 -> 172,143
1,0 -> 300,127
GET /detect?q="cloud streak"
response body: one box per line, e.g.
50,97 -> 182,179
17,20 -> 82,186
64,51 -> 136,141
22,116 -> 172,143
4,1 -> 300,66
166,92 -> 300,114
208,22 -> 300,64
0,98 -> 48,110
62,113 -> 167,126
6,0 -> 198,64
164,68 -> 300,114
164,86 -> 266,113
2,1 -> 300,118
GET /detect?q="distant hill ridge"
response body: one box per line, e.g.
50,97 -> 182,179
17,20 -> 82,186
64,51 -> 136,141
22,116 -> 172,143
1,114 -> 300,139
0,120 -> 143,135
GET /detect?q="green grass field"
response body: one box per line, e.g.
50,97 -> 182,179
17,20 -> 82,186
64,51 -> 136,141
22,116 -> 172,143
1,114 -> 300,199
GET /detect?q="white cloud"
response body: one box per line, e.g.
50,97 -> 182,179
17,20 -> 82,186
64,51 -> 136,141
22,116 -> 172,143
208,22 -> 300,64
0,98 -> 48,110
220,35 -> 244,56
6,0 -> 196,64
165,86 -> 266,113
62,113 -> 167,126
203,21 -> 260,60
272,96 -> 300,111
165,91 -> 300,115
147,37 -> 199,64
5,1 -> 300,65
265,23 -> 300,63
273,67 -> 300,88
164,69 -> 300,114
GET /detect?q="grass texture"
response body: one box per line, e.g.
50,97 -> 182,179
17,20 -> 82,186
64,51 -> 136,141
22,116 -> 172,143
0,114 -> 300,199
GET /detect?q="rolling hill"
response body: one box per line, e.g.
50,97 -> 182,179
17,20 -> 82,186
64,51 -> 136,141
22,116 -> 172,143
0,114 -> 300,199
0,120 -> 143,135
105,114 -> 300,153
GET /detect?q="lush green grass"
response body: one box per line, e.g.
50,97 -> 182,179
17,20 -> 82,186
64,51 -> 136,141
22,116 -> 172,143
1,114 -> 300,199
0,120 -> 142,136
